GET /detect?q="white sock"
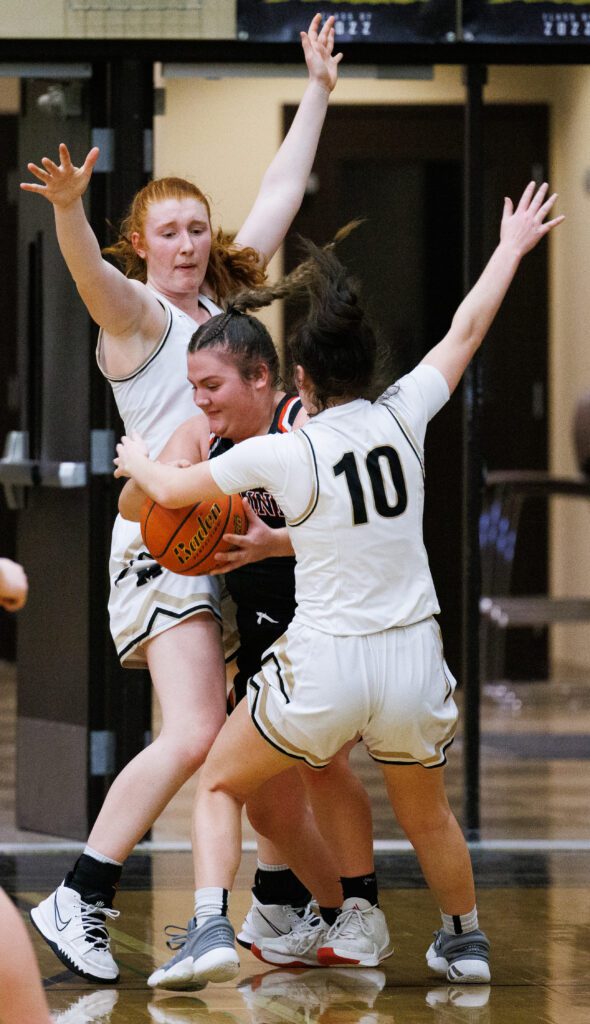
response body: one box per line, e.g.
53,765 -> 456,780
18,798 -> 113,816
257,860 -> 289,872
194,887 -> 229,928
83,845 -> 123,867
441,907 -> 479,935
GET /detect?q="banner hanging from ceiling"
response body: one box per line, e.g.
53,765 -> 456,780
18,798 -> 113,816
464,0 -> 590,44
237,0 -> 456,45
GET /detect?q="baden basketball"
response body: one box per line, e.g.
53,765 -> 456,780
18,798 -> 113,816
140,492 -> 247,575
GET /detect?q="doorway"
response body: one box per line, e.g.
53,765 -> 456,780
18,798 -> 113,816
284,103 -> 550,679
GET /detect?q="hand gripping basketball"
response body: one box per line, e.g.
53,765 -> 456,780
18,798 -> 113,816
140,493 -> 248,576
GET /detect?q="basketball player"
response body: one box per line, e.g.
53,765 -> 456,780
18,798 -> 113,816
114,180 -> 563,989
0,562 -> 51,1024
20,14 -> 343,984
118,309 -> 386,968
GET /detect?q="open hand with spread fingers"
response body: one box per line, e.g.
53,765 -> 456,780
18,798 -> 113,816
500,180 -> 564,257
301,13 -> 343,95
20,142 -> 100,208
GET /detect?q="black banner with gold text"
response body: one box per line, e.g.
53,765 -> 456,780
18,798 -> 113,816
464,0 -> 590,43
237,0 -> 456,44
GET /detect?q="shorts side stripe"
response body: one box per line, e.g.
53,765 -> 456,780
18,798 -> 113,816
368,725 -> 457,768
249,678 -> 329,769
117,599 -> 221,659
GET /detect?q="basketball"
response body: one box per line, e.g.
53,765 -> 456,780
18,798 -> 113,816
140,492 -> 247,575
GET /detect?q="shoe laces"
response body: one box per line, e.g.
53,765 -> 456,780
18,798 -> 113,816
282,909 -> 325,953
164,919 -> 195,952
79,900 -> 119,951
327,904 -> 374,942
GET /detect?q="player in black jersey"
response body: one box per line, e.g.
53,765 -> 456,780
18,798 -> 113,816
119,308 -> 383,967
209,392 -> 301,707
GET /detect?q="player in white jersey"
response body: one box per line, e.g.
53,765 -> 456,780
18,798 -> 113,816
118,309 -> 386,968
21,15 -> 342,984
117,179 -> 563,990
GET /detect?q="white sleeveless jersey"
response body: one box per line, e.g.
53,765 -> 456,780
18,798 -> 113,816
96,291 -> 224,668
96,290 -> 220,458
209,363 -> 449,635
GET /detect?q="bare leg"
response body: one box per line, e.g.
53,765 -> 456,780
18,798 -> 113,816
88,615 -> 226,861
299,740 -> 374,877
246,770 -> 342,906
381,763 -> 475,913
192,701 -> 300,892
0,890 -> 52,1024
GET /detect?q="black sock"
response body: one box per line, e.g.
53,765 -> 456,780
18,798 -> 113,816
253,867 -> 311,907
319,906 -> 340,926
67,854 -> 122,908
341,872 -> 379,907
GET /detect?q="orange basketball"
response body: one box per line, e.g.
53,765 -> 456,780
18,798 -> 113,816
140,492 -> 247,576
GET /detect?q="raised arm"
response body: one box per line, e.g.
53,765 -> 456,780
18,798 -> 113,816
20,144 -> 162,349
234,13 -> 342,264
423,181 -> 564,394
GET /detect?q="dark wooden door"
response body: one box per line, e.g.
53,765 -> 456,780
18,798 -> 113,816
284,104 -> 549,680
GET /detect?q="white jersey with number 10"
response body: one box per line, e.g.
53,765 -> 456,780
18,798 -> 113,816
209,362 -> 450,636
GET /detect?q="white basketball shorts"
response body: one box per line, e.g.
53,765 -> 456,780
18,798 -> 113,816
247,616 -> 458,769
108,516 -> 238,669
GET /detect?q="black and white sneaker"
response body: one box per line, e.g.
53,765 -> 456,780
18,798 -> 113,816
52,990 -> 119,1023
30,878 -> 119,983
237,894 -> 312,950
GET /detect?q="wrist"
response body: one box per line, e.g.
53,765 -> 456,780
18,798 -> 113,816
306,77 -> 332,100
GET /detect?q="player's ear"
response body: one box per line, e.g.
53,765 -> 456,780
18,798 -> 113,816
131,231 -> 146,259
252,362 -> 270,390
294,365 -> 306,391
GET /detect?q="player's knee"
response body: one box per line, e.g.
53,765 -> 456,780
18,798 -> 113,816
397,801 -> 453,842
246,797 -> 306,841
164,725 -> 219,775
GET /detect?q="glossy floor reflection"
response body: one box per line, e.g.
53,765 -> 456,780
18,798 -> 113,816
5,849 -> 589,1024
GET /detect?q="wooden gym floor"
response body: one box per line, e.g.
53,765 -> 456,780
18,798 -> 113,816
2,660 -> 590,1022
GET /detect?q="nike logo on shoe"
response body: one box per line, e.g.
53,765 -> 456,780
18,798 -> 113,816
257,909 -> 290,936
54,895 -> 72,931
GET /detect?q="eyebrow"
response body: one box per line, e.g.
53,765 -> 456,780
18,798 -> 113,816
158,219 -> 209,229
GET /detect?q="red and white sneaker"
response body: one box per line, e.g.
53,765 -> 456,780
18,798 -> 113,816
252,907 -> 328,967
317,898 -> 393,967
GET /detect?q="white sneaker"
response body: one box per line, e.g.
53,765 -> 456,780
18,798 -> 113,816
252,907 -> 328,967
52,990 -> 119,1023
239,966 -> 386,1024
317,899 -> 394,967
30,879 -> 119,983
426,984 -> 491,1009
237,893 -> 312,949
147,995 -> 209,1024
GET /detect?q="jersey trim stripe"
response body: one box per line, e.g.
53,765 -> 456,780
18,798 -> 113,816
277,396 -> 302,433
288,430 -> 319,528
97,302 -> 174,383
382,404 -> 425,477
97,294 -> 219,383
117,599 -> 222,659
